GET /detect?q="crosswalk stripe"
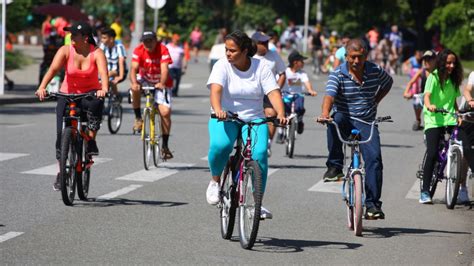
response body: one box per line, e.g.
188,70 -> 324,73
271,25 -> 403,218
6,123 -> 35,128
0,232 -> 24,243
200,156 -> 279,176
308,179 -> 343,193
179,83 -> 193,90
22,158 -> 112,176
405,180 -> 445,200
0,152 -> 29,162
96,185 -> 143,200
200,156 -> 208,161
115,163 -> 195,182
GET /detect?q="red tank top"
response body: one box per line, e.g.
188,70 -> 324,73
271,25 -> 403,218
60,45 -> 101,93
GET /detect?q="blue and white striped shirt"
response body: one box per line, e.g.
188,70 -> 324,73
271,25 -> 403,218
325,61 -> 393,121
99,42 -> 127,72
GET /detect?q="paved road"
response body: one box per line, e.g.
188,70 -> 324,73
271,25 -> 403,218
0,46 -> 472,264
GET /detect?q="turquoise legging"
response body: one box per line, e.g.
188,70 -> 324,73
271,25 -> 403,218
208,118 -> 269,192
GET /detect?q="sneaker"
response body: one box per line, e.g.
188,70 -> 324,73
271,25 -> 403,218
260,206 -> 273,219
419,191 -> 432,204
206,180 -> 220,205
412,121 -> 422,131
53,173 -> 61,191
365,206 -> 384,220
457,187 -> 470,204
323,167 -> 344,182
133,118 -> 143,132
297,121 -> 304,134
161,147 -> 174,160
86,140 -> 99,156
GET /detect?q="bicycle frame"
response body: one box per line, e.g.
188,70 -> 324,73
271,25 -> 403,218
141,87 -> 159,146
60,95 -> 95,173
341,130 -> 365,207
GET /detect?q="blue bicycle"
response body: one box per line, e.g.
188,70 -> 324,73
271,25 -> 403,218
318,116 -> 392,236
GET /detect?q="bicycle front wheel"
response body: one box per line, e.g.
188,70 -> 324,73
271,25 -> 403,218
220,160 -> 237,239
77,140 -> 90,201
446,148 -> 462,209
238,160 -> 262,249
345,179 -> 354,230
60,127 -> 77,206
153,111 -> 161,167
286,118 -> 296,158
142,109 -> 152,170
107,101 -> 123,134
353,173 -> 363,236
419,151 -> 440,198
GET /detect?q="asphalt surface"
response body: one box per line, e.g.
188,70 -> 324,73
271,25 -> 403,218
0,45 -> 472,264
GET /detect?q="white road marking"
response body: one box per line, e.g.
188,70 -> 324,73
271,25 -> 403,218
179,83 -> 193,90
268,168 -> 279,176
22,157 -> 112,176
159,162 -> 195,169
96,185 -> 143,200
0,232 -> 24,243
200,156 -> 208,161
0,152 -> 29,162
6,123 -> 35,128
308,179 -> 343,193
405,180 -> 445,201
116,167 -> 178,182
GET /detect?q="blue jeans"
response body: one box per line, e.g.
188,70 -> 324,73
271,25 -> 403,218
326,112 -> 384,209
169,68 -> 182,96
208,118 -> 269,192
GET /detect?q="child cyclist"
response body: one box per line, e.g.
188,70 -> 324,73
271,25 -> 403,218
277,51 -> 317,142
420,49 -> 463,204
403,50 -> 437,131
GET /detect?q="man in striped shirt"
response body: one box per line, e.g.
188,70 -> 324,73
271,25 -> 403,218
318,38 -> 393,219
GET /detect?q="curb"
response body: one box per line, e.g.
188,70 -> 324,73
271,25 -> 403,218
0,96 -> 39,105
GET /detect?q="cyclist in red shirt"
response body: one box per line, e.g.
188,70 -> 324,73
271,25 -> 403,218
130,31 -> 174,159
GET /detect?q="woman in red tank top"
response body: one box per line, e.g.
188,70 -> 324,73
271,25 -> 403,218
36,22 -> 109,191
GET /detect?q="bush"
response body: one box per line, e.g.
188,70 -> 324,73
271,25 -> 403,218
5,50 -> 33,71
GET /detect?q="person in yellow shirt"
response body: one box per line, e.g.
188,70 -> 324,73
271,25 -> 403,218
156,23 -> 172,44
110,17 -> 123,43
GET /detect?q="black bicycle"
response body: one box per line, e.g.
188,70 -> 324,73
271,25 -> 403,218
49,92 -> 100,206
105,91 -> 123,134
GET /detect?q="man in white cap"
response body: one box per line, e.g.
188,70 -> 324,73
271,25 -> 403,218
251,31 -> 287,156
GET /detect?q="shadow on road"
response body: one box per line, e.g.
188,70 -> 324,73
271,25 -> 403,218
242,236 -> 362,253
75,198 -> 188,208
363,226 -> 470,238
292,154 -> 328,160
381,144 -> 414,148
269,164 -> 325,170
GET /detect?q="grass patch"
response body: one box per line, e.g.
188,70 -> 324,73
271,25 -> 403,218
5,50 -> 34,71
462,60 -> 474,72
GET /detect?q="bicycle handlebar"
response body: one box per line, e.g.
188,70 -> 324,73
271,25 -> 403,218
45,91 -> 98,101
434,108 -> 474,122
317,116 -> 392,145
211,112 -> 284,127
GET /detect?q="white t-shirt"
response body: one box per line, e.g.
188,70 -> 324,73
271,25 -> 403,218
282,67 -> 309,94
207,57 -> 279,122
166,43 -> 184,69
468,71 -> 474,86
253,50 -> 286,76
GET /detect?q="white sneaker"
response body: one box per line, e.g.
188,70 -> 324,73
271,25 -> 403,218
457,187 -> 470,204
260,206 -> 273,219
206,180 -> 220,205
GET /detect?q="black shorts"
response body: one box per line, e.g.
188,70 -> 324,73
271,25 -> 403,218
263,95 -> 273,109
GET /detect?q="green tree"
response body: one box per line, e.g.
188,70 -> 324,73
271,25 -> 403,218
232,3 -> 277,30
426,0 -> 473,58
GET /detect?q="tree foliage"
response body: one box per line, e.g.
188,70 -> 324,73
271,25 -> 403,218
426,0 -> 473,58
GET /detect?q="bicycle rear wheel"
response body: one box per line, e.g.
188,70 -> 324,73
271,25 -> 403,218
353,173 -> 363,236
238,160 -> 262,249
345,179 -> 354,230
77,140 -> 90,201
153,111 -> 161,167
60,127 -> 77,206
107,101 -> 123,134
286,118 -> 296,158
142,109 -> 152,170
220,160 -> 237,239
446,148 -> 462,209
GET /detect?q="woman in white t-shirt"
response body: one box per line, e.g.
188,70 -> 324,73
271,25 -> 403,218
205,30 -> 286,219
